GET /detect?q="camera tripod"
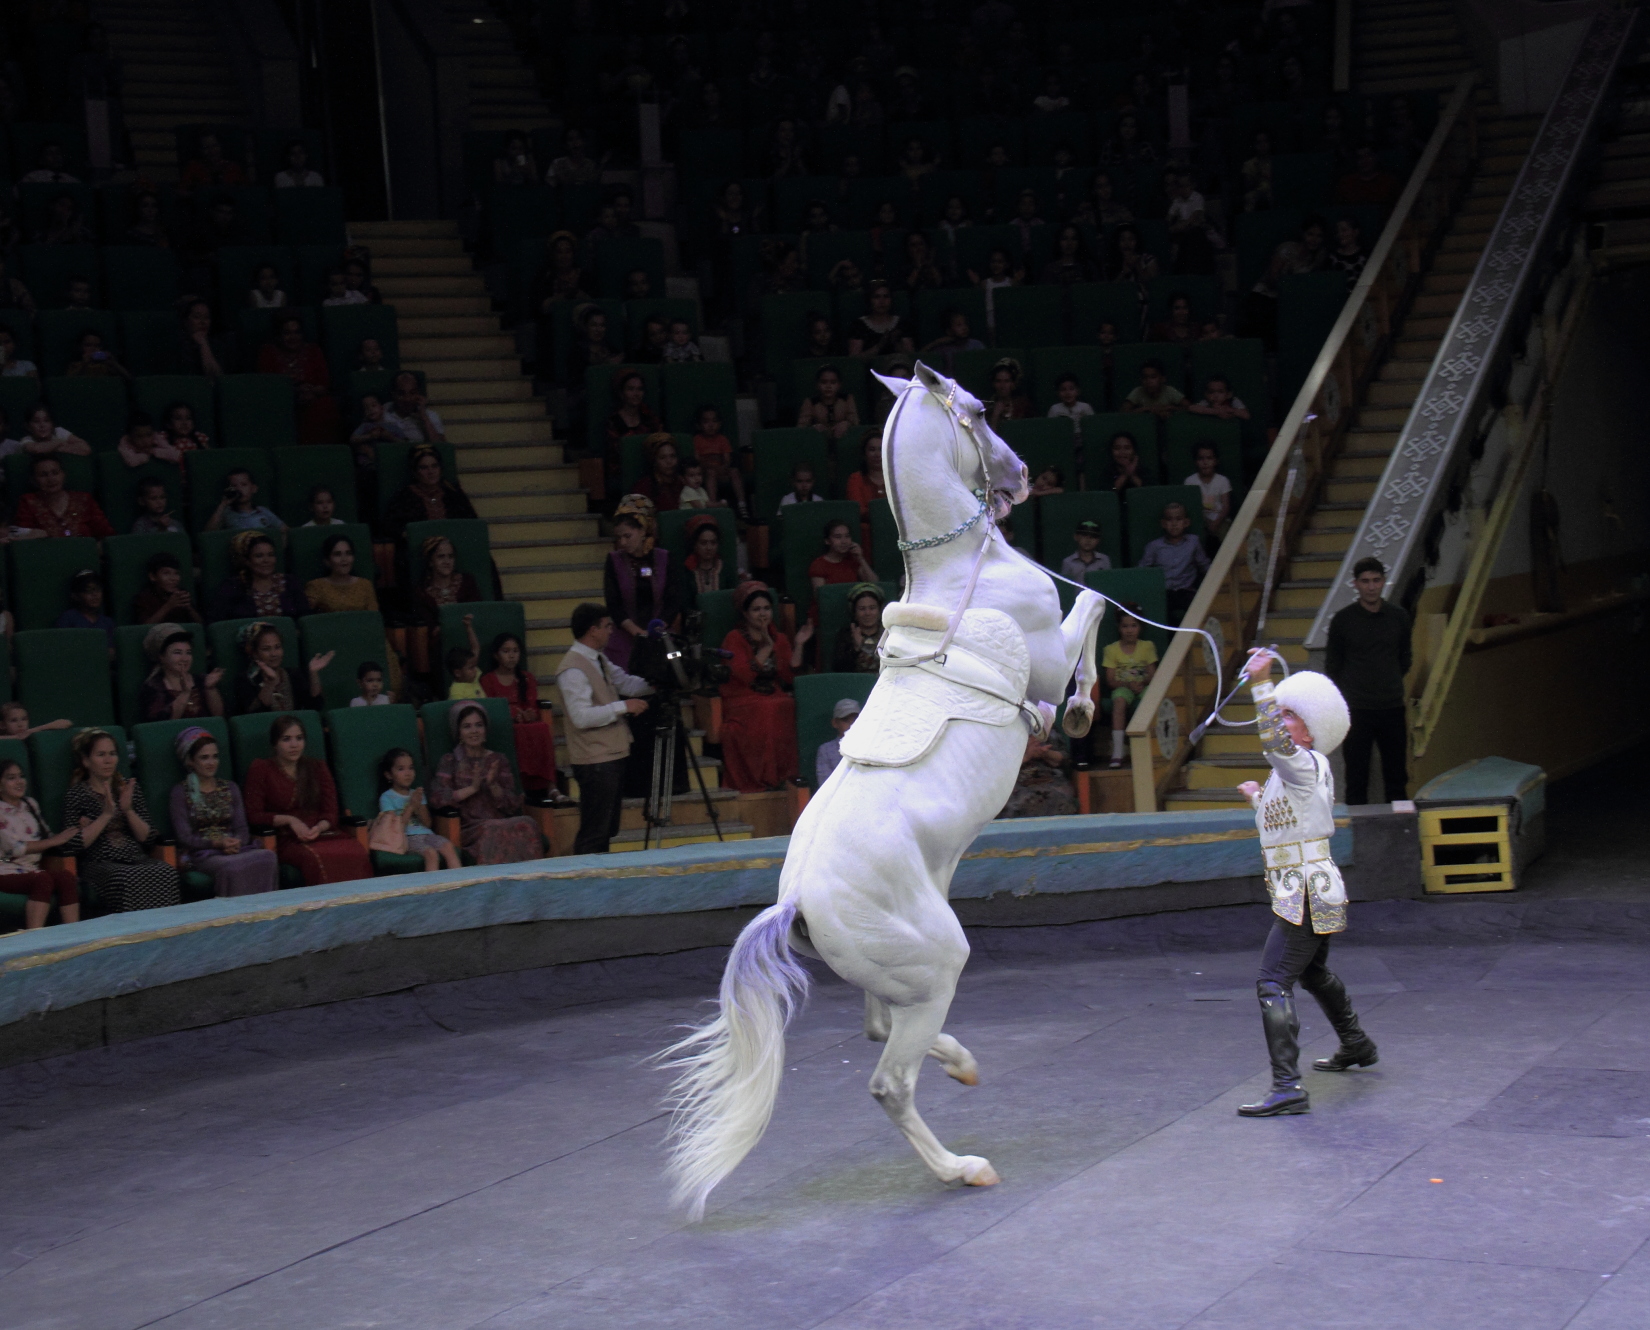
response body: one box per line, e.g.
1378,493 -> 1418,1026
642,693 -> 724,851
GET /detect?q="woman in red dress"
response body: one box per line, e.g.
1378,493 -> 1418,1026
12,454 -> 114,539
807,517 -> 877,592
842,428 -> 886,558
479,632 -> 569,803
256,313 -> 339,444
244,714 -> 372,885
717,582 -> 813,792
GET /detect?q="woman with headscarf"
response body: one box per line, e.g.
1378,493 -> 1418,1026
412,534 -> 483,626
717,582 -> 811,792
479,632 -> 566,803
244,713 -> 372,885
603,509 -> 681,675
233,620 -> 333,714
831,582 -> 885,674
682,513 -> 728,602
256,313 -> 338,444
429,700 -> 546,865
207,531 -> 312,622
136,623 -> 225,722
304,531 -> 402,696
631,433 -> 685,512
382,446 -> 479,544
168,725 -> 278,897
62,727 -> 180,912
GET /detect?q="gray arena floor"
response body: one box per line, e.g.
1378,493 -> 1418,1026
3,751 -> 1648,1330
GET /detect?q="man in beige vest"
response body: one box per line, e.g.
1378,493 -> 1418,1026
557,603 -> 653,853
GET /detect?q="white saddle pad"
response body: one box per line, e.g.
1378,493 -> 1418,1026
840,607 -> 1030,769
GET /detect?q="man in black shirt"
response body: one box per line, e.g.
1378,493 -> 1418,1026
1325,557 -> 1412,804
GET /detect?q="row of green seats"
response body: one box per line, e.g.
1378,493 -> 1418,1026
579,360 -> 738,451
4,514 -> 493,634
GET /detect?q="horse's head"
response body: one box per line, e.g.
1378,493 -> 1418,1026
875,361 -> 1030,518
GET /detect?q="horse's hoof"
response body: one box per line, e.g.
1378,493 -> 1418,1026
945,1060 -> 980,1086
959,1157 -> 1000,1187
1062,703 -> 1094,738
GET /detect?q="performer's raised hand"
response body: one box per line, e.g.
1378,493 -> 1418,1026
1243,648 -> 1275,683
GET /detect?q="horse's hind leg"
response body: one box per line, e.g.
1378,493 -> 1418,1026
865,992 -> 980,1086
868,993 -> 998,1187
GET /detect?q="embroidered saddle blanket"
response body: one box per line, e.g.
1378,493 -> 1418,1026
839,606 -> 1036,769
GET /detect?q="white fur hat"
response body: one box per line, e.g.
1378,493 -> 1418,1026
1273,670 -> 1350,755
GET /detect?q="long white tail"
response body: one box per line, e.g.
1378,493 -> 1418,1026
658,900 -> 810,1220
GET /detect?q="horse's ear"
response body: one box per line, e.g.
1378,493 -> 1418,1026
871,368 -> 912,397
911,360 -> 947,393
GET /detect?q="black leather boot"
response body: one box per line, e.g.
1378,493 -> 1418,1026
1304,972 -> 1379,1072
1238,981 -> 1311,1116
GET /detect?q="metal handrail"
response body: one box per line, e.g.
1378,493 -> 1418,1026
1126,72 -> 1479,812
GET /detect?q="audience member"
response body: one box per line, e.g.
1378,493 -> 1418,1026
1186,443 -> 1234,541
1189,376 -> 1252,423
900,231 -> 944,294
383,448 -> 479,543
322,269 -> 367,307
1123,360 -> 1186,419
809,518 -> 877,591
136,623 -> 223,721
130,479 -> 185,535
1103,607 -> 1159,766
178,301 -> 230,379
1245,214 -> 1330,344
20,142 -> 80,184
124,191 -> 170,248
353,662 -> 389,706
374,748 -> 461,871
245,715 -> 372,885
919,309 -> 984,375
249,263 -> 288,308
5,405 -> 92,457
1241,131 -> 1275,212
206,468 -> 285,533
1336,145 -> 1399,207
831,583 -> 884,674
633,433 -> 686,512
1149,293 -> 1200,346
412,535 -> 483,626
180,132 -> 247,191
0,257 -> 37,313
493,131 -> 540,185
1030,466 -> 1064,498
1060,518 -> 1112,580
36,191 -> 94,246
301,485 -> 347,528
556,603 -> 652,854
273,140 -> 325,188
798,365 -> 859,441
258,314 -> 337,444
55,569 -> 116,649
132,551 -> 200,624
389,372 -> 445,443
1000,731 -> 1078,818
1330,215 -> 1370,287
169,727 -> 279,896
0,328 -> 37,378
677,459 -> 711,509
987,358 -> 1033,426
532,233 -> 592,312
446,617 -> 484,700
1107,223 -> 1160,289
548,129 -> 601,187
778,462 -> 823,516
1098,431 -> 1148,493
208,532 -> 311,622
603,512 -> 680,674
430,701 -> 546,864
481,632 -> 566,803
1138,501 -> 1210,623
1041,226 -> 1098,285
63,727 -> 180,912
1047,374 -> 1095,432
0,758 -> 79,929
627,314 -> 668,363
843,430 -> 886,520
351,394 -> 402,466
0,704 -> 68,741
846,281 -> 916,359
305,533 -> 381,618
11,455 -> 113,539
815,697 -> 862,786
161,402 -> 211,452
690,405 -> 742,514
682,515 -> 727,600
719,582 -> 809,792
602,370 -> 663,472
663,319 -> 703,364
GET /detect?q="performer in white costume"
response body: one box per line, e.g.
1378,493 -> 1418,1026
1235,648 -> 1379,1118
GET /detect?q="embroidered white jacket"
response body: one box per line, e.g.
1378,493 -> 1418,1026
1248,680 -> 1346,934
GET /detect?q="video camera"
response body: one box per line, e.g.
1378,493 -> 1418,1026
634,612 -> 732,696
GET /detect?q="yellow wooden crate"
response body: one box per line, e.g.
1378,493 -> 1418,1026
1419,806 -> 1516,893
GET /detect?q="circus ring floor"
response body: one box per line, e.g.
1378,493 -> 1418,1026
2,749 -> 1648,1330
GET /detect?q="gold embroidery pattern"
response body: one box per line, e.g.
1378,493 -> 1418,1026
1252,683 -> 1298,757
1261,796 -> 1298,832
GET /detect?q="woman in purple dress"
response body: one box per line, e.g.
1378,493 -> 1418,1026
168,726 -> 280,896
429,701 -> 545,865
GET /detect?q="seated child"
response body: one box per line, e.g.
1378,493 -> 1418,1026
1046,374 -> 1095,430
248,263 -> 287,309
0,702 -> 70,741
1059,517 -> 1112,580
322,268 -> 367,306
446,614 -> 484,700
132,550 -> 202,624
54,569 -> 116,651
352,661 -> 390,706
1096,320 -> 1120,366
1103,607 -> 1159,766
1122,359 -> 1186,419
1138,501 -> 1210,623
130,478 -> 184,534
1098,431 -> 1148,492
1188,375 -> 1252,422
692,405 -> 745,516
776,462 -> 823,515
798,365 -> 860,441
377,748 -> 461,871
350,393 -> 403,468
1185,443 -> 1233,540
1030,466 -> 1065,498
662,319 -> 703,363
678,459 -> 711,509
355,338 -> 387,373
302,484 -> 347,527
118,412 -> 184,469
815,696 -> 861,787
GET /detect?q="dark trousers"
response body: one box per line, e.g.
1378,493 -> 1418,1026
1258,914 -> 1333,993
1343,705 -> 1408,804
572,758 -> 628,854
1165,587 -> 1197,626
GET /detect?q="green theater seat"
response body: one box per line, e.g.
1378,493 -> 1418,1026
300,611 -> 388,711
218,374 -> 297,450
794,673 -> 878,791
16,629 -> 115,728
325,703 -> 428,874
8,538 -> 100,632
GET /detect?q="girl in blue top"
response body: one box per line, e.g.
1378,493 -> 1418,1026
378,748 -> 461,870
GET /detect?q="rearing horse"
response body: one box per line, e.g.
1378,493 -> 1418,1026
662,362 -> 1107,1218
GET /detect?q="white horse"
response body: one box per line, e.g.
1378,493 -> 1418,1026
662,362 -> 1107,1219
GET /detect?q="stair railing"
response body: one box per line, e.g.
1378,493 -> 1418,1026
1303,9 -> 1640,665
1125,71 -> 1479,812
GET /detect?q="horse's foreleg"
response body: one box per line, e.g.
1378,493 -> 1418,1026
1059,588 -> 1107,738
869,995 -> 997,1186
864,992 -> 891,1041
